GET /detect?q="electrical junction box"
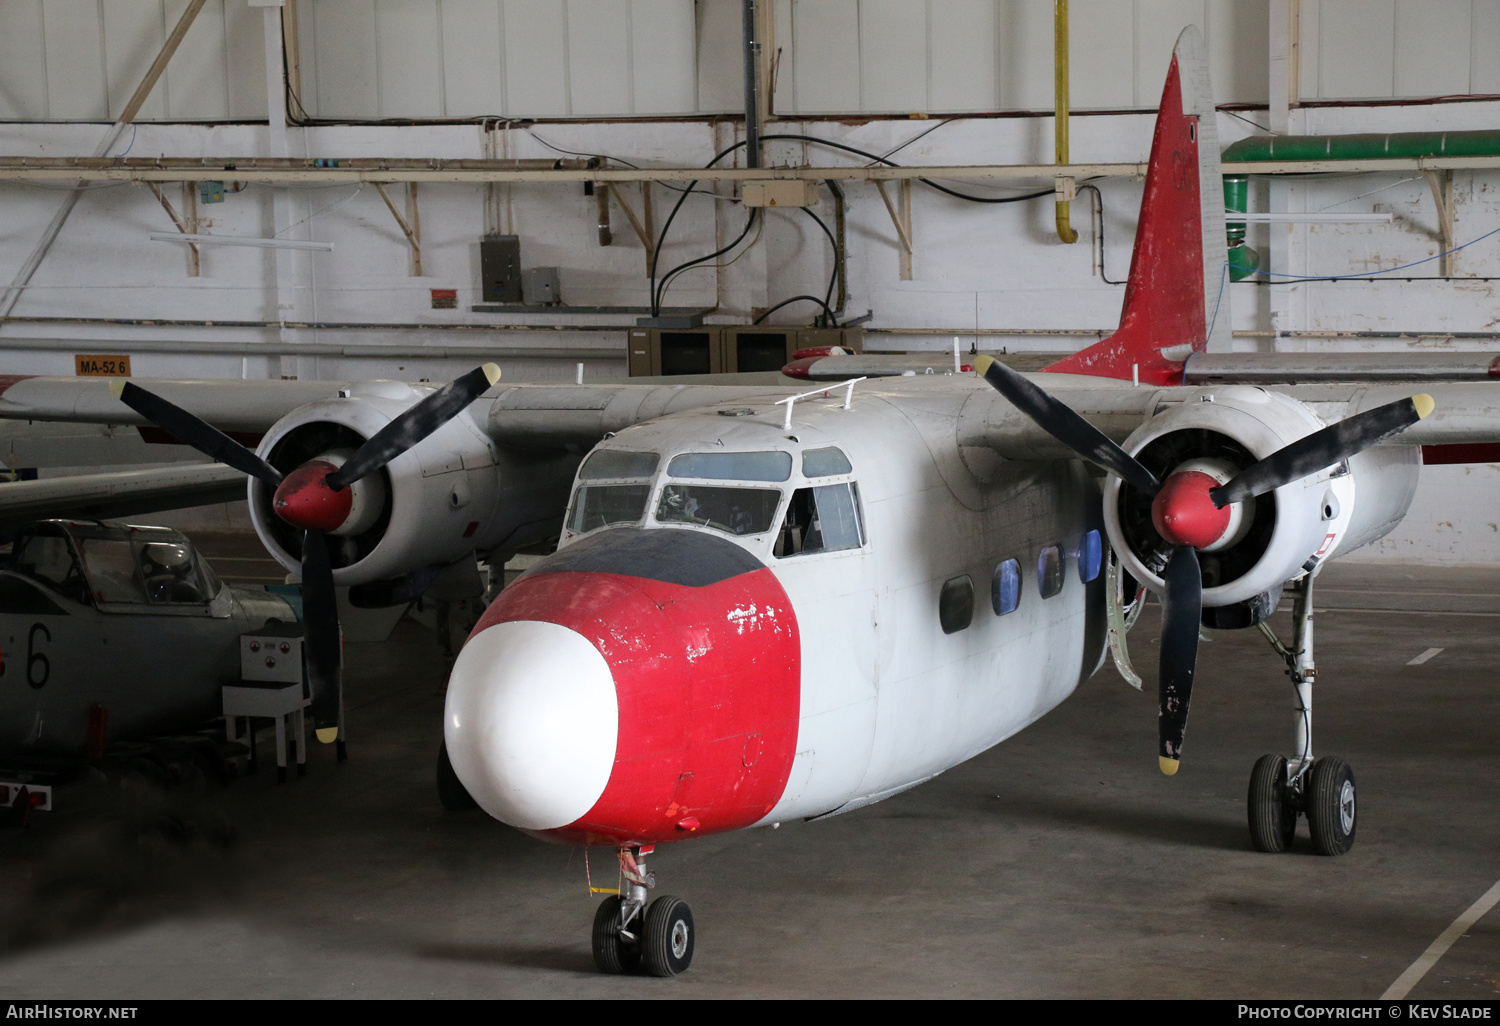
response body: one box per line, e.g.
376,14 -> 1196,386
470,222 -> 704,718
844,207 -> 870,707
480,235 -> 522,303
741,180 -> 820,208
199,181 -> 225,204
240,621 -> 305,685
522,267 -> 561,305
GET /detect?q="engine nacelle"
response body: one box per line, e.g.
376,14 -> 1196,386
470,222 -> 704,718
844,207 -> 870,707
1103,386 -> 1419,610
248,381 -> 508,585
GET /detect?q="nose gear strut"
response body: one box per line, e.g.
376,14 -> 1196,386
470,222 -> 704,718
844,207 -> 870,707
590,846 -> 696,977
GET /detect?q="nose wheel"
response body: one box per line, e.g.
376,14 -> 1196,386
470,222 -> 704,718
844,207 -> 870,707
591,847 -> 696,977
1247,569 -> 1357,855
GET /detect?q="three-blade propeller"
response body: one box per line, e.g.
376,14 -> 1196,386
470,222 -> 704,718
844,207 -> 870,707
972,356 -> 1431,773
111,365 -> 501,746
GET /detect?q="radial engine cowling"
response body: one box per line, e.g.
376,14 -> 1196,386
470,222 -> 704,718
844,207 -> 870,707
249,381 -> 503,585
1103,386 -> 1419,611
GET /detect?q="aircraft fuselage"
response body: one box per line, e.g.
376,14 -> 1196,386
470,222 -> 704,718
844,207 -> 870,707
445,383 -> 1108,847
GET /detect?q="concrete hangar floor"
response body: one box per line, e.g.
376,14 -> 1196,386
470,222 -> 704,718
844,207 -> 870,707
0,549 -> 1497,1000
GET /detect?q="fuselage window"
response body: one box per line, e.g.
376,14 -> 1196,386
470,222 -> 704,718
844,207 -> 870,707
578,449 -> 660,480
992,558 -> 1021,615
1079,530 -> 1103,584
1038,544 -> 1065,599
939,575 -> 974,634
568,484 -> 653,534
774,482 -> 864,558
657,485 -> 781,536
668,450 -> 792,482
801,446 -> 853,478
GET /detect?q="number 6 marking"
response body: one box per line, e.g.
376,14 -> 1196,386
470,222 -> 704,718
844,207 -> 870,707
27,622 -> 50,690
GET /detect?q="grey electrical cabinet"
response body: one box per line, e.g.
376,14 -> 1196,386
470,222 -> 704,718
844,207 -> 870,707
480,235 -> 522,303
626,328 -> 725,377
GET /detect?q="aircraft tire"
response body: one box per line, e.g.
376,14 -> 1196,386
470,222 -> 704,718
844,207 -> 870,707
1247,754 -> 1297,853
640,895 -> 694,977
591,895 -> 641,974
435,741 -> 478,811
1306,756 -> 1356,856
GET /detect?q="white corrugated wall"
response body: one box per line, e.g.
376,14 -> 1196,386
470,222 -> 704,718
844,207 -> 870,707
4,0 -> 1500,123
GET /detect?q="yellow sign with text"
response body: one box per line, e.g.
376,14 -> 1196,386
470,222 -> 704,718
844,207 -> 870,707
75,355 -> 131,377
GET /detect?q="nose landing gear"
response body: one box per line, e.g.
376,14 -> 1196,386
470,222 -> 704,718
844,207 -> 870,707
1246,568 -> 1357,855
590,846 -> 696,977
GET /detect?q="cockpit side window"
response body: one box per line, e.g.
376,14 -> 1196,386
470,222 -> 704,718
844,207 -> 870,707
137,539 -> 215,604
774,482 -> 864,558
801,447 -> 853,478
11,531 -> 90,605
76,536 -> 147,604
568,484 -> 653,534
567,449 -> 660,535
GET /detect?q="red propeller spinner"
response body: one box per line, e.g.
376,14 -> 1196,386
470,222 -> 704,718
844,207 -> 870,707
272,460 -> 353,533
1150,470 -> 1231,550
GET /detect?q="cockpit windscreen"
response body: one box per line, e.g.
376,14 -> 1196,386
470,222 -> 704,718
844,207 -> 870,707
657,485 -> 781,536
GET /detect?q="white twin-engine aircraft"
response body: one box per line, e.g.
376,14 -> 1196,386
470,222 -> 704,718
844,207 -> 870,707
2,27 -> 1497,977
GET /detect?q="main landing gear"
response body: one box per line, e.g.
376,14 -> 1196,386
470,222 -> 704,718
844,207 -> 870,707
591,846 -> 695,977
1246,568 -> 1357,856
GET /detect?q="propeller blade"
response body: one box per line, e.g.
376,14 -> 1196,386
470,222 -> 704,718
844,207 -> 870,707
972,355 -> 1160,495
327,364 -> 501,489
1158,544 -> 1202,776
300,529 -> 343,744
1211,394 -> 1434,507
113,380 -> 283,486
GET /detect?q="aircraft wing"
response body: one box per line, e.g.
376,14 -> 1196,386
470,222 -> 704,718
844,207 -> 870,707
965,378 -> 1500,461
0,463 -> 246,531
0,375 -> 349,432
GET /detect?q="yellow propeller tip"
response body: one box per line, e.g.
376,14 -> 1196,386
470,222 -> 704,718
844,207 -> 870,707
1412,393 -> 1435,419
971,354 -> 995,375
482,363 -> 502,386
1158,756 -> 1180,776
315,727 -> 339,744
107,378 -> 126,398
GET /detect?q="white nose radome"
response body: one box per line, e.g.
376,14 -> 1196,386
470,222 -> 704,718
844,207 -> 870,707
444,620 -> 618,831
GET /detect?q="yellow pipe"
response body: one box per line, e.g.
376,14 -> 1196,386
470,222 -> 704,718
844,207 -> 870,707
1054,0 -> 1078,243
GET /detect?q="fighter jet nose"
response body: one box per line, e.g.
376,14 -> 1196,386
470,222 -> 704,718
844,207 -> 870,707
443,620 -> 618,830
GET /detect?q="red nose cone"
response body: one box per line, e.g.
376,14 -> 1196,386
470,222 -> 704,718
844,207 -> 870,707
272,460 -> 352,532
1151,470 -> 1231,549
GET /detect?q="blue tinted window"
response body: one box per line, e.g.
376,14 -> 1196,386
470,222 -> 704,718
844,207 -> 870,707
1079,530 -> 1103,584
668,450 -> 792,482
578,449 -> 658,480
992,559 -> 1021,615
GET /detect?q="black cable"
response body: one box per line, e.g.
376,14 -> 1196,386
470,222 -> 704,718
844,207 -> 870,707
654,207 -> 760,314
799,206 -> 841,326
752,295 -> 838,326
650,133 -> 1061,313
1078,184 -> 1125,285
761,134 -> 1055,204
650,140 -> 750,314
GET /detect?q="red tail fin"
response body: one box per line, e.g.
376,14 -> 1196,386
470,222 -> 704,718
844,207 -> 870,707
1044,27 -> 1229,385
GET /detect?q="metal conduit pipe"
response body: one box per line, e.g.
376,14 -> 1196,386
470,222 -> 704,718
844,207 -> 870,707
1053,0 -> 1078,244
1223,131 -> 1500,163
0,337 -> 622,360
